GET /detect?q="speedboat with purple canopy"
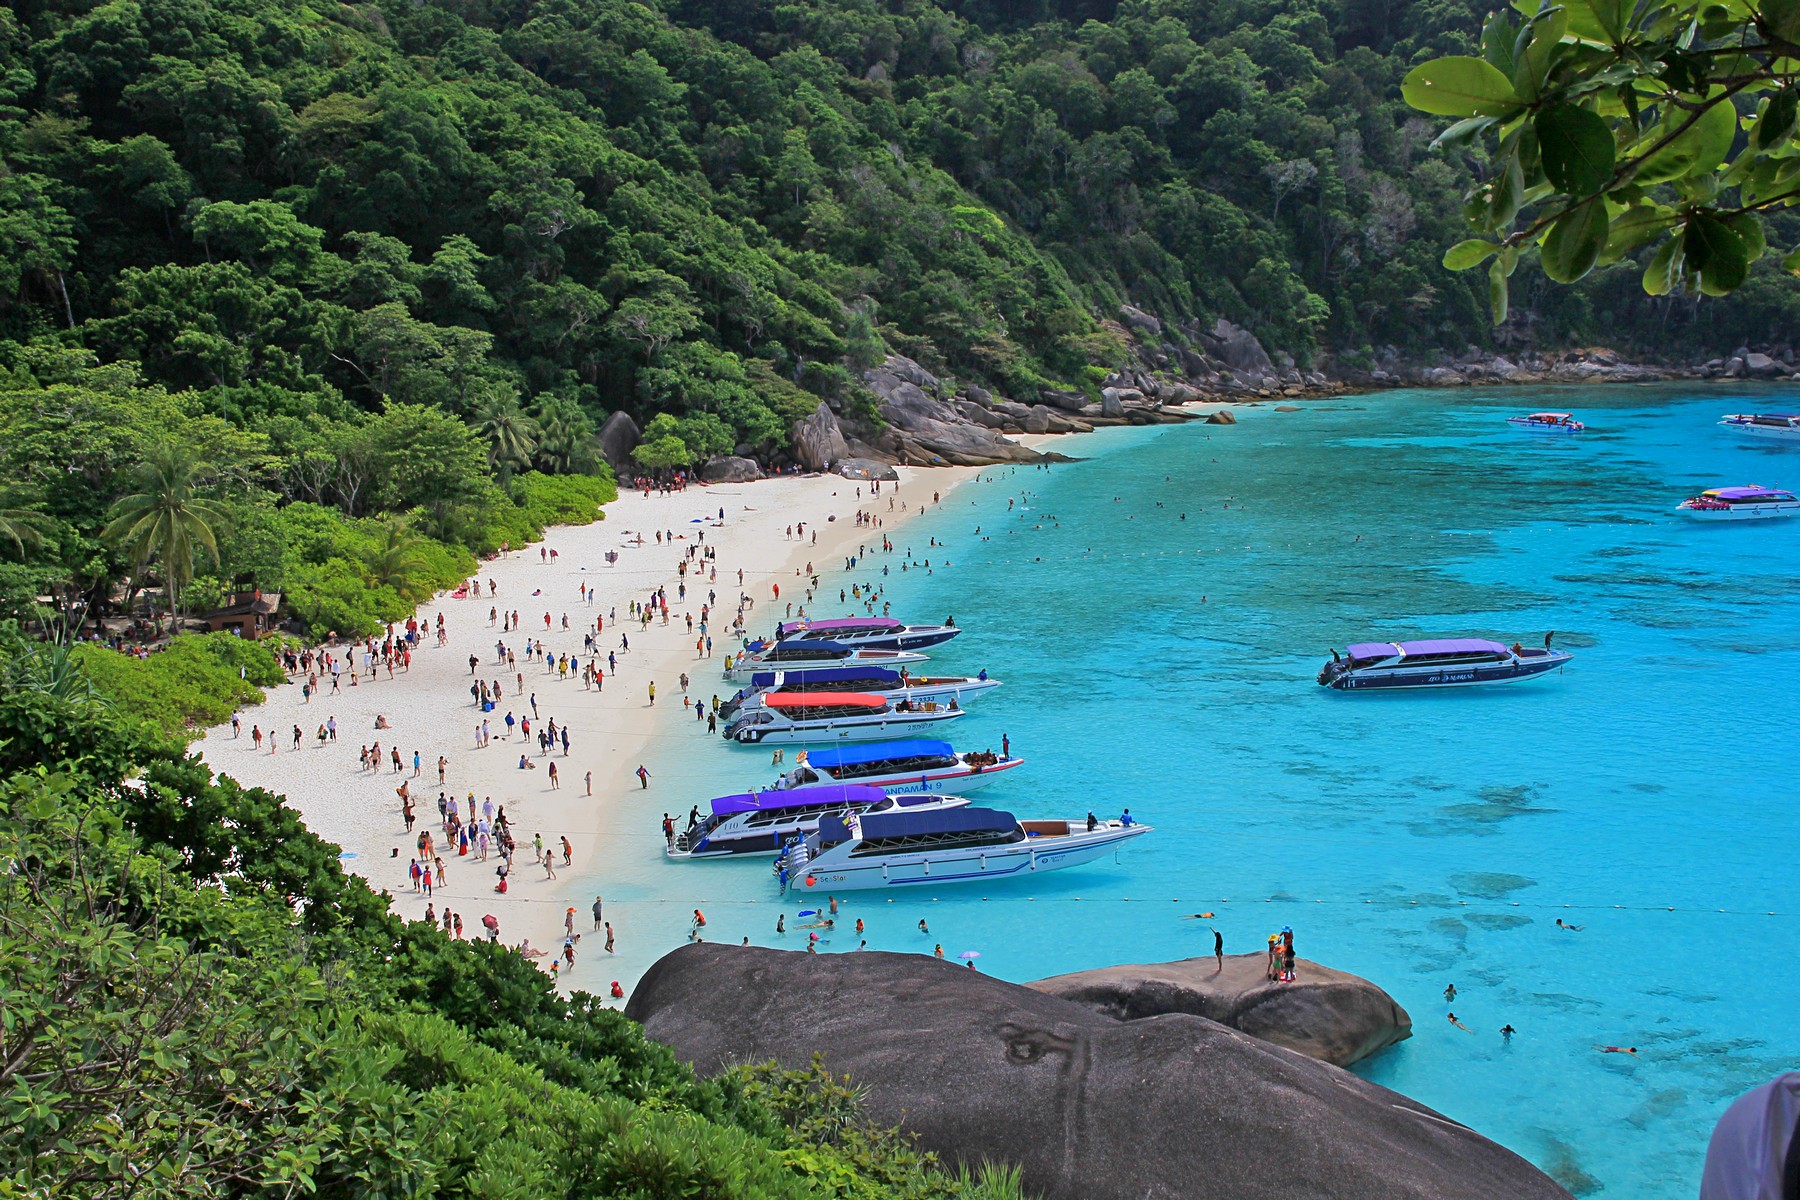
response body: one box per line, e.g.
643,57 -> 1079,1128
665,783 -> 968,860
1676,485 -> 1800,520
775,615 -> 961,651
723,639 -> 928,682
1317,636 -> 1572,690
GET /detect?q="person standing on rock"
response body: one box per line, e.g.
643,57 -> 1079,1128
1212,927 -> 1224,973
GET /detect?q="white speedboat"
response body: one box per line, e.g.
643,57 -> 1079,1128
723,640 -> 928,681
770,740 -> 1022,796
666,784 -> 968,860
1677,484 -> 1800,520
775,616 -> 961,651
722,665 -> 1000,719
1719,413 -> 1800,442
1318,638 -> 1572,690
775,806 -> 1149,893
1507,411 -> 1585,433
722,691 -> 965,745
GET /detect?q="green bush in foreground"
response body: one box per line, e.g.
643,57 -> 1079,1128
0,634 -> 1028,1200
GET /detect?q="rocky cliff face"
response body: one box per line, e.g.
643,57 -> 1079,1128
1029,953 -> 1412,1068
627,944 -> 1570,1200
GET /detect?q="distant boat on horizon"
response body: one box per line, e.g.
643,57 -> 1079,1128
1719,412 -> 1800,443
1507,411 -> 1585,434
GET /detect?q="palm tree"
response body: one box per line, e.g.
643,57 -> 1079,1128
475,394 -> 539,478
531,398 -> 598,474
102,442 -> 232,618
0,506 -> 51,557
366,522 -> 429,596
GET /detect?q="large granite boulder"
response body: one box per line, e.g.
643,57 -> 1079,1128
792,402 -> 849,471
1029,954 -> 1411,1067
700,455 -> 762,483
869,372 -> 1041,466
597,410 -> 641,470
1202,318 -> 1275,375
838,458 -> 899,482
1206,408 -> 1238,425
1040,388 -> 1089,413
629,945 -> 1568,1200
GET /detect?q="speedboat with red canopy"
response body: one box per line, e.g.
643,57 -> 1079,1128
1676,485 -> 1800,520
1318,636 -> 1572,690
1507,412 -> 1585,433
721,690 -> 965,744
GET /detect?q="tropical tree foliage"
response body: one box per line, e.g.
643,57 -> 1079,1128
1404,0 -> 1800,319
101,442 -> 232,616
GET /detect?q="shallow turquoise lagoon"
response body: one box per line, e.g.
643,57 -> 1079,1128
634,384 -> 1799,1196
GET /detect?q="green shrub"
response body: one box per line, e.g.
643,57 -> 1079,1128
70,632 -> 284,737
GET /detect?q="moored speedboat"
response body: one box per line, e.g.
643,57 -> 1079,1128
722,691 -> 965,744
723,640 -> 928,681
1676,484 -> 1800,520
769,739 -> 1022,795
1318,637 -> 1572,690
774,807 -> 1149,893
666,784 -> 969,860
776,616 -> 962,651
1507,412 -> 1585,433
721,665 -> 1000,719
1719,413 -> 1800,442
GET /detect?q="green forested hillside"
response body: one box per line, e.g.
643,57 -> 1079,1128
1,0 -> 1795,633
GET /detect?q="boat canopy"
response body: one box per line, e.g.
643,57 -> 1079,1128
778,616 -> 902,636
1346,638 -> 1507,660
710,783 -> 887,816
750,665 -> 901,688
751,640 -> 854,658
1705,486 -> 1789,500
1529,412 -> 1572,421
763,691 -> 886,710
819,806 -> 1017,843
806,739 -> 957,770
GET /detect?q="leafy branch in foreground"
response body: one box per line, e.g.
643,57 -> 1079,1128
1404,0 -> 1800,320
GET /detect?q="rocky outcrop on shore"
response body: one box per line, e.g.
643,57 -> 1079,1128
1029,953 -> 1412,1067
1334,342 -> 1800,389
627,944 -> 1570,1200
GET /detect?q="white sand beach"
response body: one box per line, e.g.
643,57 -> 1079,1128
198,464 -> 985,995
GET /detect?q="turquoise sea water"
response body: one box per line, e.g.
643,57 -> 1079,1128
622,384 -> 1800,1197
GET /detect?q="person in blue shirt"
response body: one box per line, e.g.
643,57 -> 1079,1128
1120,809 -> 1133,827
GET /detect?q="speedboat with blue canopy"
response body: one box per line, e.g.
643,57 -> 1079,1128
775,616 -> 961,651
1317,636 -> 1572,690
769,739 -> 1022,795
774,805 -> 1149,893
665,783 -> 968,860
723,639 -> 928,681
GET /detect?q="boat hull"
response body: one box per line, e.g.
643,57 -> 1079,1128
827,756 -> 1023,795
669,796 -> 972,860
1323,653 -> 1570,690
1719,418 -> 1800,441
724,650 -> 928,681
1677,502 -> 1800,520
1507,418 -> 1582,434
726,711 -> 965,745
790,824 -> 1148,892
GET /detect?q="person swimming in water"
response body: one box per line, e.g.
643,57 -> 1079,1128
1599,1046 -> 1640,1056
1444,984 -> 1457,1002
1556,918 -> 1585,931
1500,1024 -> 1516,1043
1447,1013 -> 1472,1032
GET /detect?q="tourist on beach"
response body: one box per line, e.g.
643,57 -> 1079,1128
775,914 -> 785,934
592,896 -> 603,930
605,923 -> 615,953
547,761 -> 559,788
561,835 -> 572,866
637,764 -> 651,789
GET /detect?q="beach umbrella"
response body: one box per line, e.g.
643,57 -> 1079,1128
958,951 -> 980,960
481,914 -> 498,931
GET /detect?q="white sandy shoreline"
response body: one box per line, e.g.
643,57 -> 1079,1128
198,464 -> 992,995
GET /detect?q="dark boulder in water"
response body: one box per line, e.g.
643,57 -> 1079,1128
627,944 -> 1568,1200
1028,953 -> 1411,1067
